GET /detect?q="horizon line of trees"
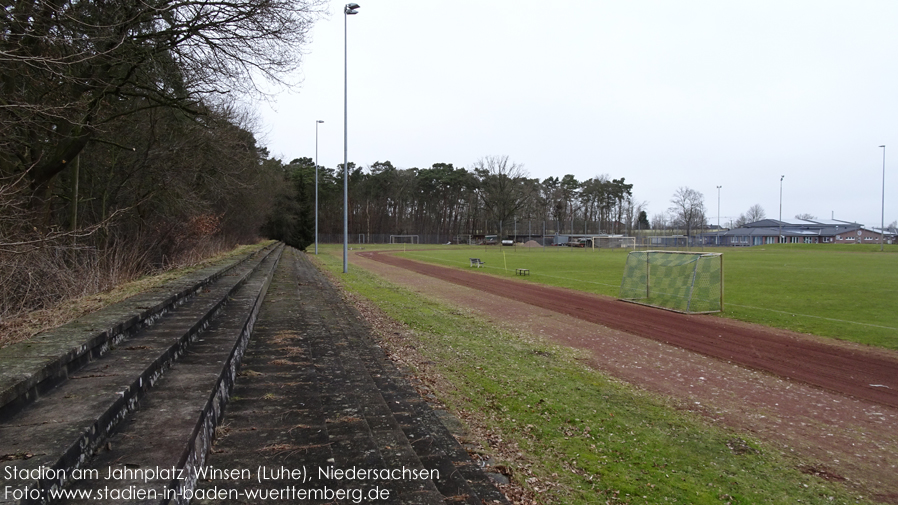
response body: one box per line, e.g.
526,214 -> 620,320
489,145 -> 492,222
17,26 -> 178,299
263,155 -> 650,249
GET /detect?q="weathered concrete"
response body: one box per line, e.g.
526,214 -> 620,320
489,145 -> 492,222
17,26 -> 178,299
61,246 -> 282,504
195,248 -> 508,504
0,242 -> 278,417
0,244 -> 281,504
0,245 -> 507,504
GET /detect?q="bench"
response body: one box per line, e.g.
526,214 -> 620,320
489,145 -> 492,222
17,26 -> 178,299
470,258 -> 485,268
515,268 -> 530,276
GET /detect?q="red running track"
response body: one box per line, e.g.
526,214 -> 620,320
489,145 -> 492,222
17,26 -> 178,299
360,251 -> 898,409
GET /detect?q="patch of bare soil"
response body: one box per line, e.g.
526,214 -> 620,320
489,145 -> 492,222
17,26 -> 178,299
347,250 -> 898,504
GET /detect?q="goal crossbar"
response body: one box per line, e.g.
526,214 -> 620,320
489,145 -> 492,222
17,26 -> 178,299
389,235 -> 419,244
587,236 -> 636,249
619,250 -> 723,314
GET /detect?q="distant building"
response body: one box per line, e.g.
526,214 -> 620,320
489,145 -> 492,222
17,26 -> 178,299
704,218 -> 894,246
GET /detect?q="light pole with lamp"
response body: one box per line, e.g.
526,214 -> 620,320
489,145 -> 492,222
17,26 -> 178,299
716,185 -> 721,245
343,3 -> 359,273
314,120 -> 323,254
880,145 -> 886,252
777,175 -> 786,244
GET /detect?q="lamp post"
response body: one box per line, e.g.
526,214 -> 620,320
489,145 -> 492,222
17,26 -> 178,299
880,145 -> 886,252
343,3 -> 359,273
314,120 -> 323,254
716,185 -> 721,245
777,175 -> 786,244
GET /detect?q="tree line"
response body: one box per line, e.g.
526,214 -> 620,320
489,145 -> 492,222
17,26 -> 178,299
264,155 -> 646,249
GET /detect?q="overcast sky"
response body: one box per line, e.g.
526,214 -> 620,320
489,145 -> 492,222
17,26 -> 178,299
257,0 -> 898,229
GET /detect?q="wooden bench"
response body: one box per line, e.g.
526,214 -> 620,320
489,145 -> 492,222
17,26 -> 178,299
469,258 -> 485,268
515,268 -> 530,276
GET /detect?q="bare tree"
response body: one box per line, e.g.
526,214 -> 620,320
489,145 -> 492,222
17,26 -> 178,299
746,204 -> 766,223
732,204 -> 766,228
1,0 -> 326,206
473,156 -> 531,237
795,213 -> 817,220
668,187 -> 705,237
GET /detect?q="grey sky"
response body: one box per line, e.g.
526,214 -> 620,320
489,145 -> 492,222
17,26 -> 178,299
258,0 -> 898,228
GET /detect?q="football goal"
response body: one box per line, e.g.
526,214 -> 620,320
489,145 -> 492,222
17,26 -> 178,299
640,235 -> 688,248
619,250 -> 723,314
588,236 -> 636,249
389,235 -> 419,245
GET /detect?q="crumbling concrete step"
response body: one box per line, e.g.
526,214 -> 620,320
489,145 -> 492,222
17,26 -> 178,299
196,249 -> 507,504
0,242 -> 278,418
59,245 -> 281,504
0,245 -> 283,504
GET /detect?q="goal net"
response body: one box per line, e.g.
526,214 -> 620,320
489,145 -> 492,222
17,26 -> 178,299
588,236 -> 636,249
389,235 -> 419,244
640,235 -> 688,248
619,250 -> 723,314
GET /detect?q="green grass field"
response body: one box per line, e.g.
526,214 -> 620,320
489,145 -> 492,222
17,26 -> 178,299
313,248 -> 874,504
380,244 -> 898,350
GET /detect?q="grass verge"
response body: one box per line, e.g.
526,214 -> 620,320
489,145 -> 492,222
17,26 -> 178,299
313,249 -> 870,505
0,241 -> 273,348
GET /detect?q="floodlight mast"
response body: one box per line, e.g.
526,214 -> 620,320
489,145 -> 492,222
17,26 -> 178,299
777,175 -> 786,244
716,185 -> 721,246
315,120 -> 323,255
880,145 -> 886,252
343,3 -> 359,273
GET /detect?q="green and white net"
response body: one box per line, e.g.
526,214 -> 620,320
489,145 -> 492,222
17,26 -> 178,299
619,251 -> 723,313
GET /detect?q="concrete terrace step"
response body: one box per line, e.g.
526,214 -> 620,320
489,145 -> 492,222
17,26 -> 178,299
195,249 -> 508,504
1,245 -> 508,505
0,244 -> 283,503
0,242 -> 278,417
60,246 -> 283,504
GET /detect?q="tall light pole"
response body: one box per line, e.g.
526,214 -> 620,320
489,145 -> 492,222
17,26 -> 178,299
343,3 -> 359,273
314,120 -> 323,254
880,145 -> 886,252
716,185 -> 721,245
777,175 -> 786,244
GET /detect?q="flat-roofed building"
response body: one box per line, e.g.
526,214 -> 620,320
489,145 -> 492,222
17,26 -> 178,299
704,218 -> 894,246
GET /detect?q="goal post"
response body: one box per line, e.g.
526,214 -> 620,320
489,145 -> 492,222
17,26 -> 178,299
619,250 -> 723,314
588,236 -> 636,250
389,235 -> 419,245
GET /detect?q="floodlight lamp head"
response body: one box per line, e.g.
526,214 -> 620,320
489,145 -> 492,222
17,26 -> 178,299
880,145 -> 886,148
317,120 -> 324,123
345,3 -> 359,14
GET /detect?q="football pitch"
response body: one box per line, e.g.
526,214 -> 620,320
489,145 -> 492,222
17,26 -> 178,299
317,244 -> 894,503
386,243 -> 898,350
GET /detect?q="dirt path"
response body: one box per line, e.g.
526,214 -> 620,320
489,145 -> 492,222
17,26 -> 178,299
349,250 -> 898,503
